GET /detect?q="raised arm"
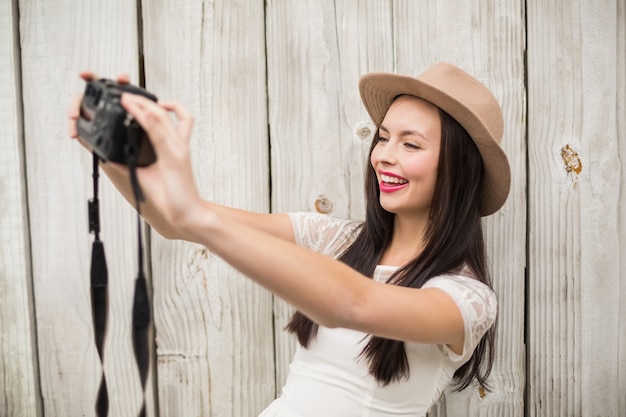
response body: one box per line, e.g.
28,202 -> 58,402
70,87 -> 467,351
181,208 -> 467,353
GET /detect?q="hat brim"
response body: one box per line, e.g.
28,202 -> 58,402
359,64 -> 510,216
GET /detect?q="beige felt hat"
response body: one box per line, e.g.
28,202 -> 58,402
359,62 -> 510,216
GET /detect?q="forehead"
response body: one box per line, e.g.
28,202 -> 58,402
386,95 -> 440,116
381,95 -> 442,138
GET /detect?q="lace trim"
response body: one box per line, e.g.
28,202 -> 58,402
424,275 -> 497,361
288,212 -> 361,258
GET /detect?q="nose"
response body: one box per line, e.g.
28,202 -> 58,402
372,139 -> 398,166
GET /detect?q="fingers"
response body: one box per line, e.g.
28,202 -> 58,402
122,93 -> 169,129
160,100 -> 194,141
70,70 -> 132,143
79,70 -> 98,81
121,94 -> 195,165
116,73 -> 130,84
67,91 -> 93,151
79,70 -> 130,84
67,94 -> 82,138
121,93 -> 178,152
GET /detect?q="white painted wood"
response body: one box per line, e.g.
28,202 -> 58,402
141,1 -> 274,415
527,0 -> 625,415
577,5 -> 624,416
18,1 -> 156,415
618,5 -> 626,414
0,1 -> 40,416
394,2 -> 527,416
266,0 -> 394,390
615,1 -> 626,410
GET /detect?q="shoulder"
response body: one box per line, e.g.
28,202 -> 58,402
424,273 -> 494,297
424,274 -> 497,361
423,274 -> 497,320
287,212 -> 362,257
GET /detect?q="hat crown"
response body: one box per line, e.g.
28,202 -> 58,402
416,63 -> 504,146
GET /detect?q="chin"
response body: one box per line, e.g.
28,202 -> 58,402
378,199 -> 401,214
379,199 -> 430,219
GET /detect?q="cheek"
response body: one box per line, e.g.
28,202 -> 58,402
405,157 -> 439,183
369,149 -> 378,170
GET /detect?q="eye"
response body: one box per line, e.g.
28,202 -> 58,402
376,136 -> 389,144
404,142 -> 421,150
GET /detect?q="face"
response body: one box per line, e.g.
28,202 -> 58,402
370,95 -> 442,219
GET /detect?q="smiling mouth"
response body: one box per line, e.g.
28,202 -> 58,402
379,173 -> 408,193
380,173 -> 408,186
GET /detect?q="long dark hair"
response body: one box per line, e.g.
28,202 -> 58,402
286,106 -> 495,390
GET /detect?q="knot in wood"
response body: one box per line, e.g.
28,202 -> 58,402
314,195 -> 334,214
561,144 -> 582,175
355,122 -> 375,141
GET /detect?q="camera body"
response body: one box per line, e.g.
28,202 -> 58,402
77,79 -> 157,166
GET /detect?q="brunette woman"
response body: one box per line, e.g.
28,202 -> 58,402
69,62 -> 510,417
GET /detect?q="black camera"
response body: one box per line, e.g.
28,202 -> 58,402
77,79 -> 157,166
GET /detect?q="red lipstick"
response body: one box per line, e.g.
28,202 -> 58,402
378,171 -> 408,193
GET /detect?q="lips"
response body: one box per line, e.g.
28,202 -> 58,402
379,172 -> 408,192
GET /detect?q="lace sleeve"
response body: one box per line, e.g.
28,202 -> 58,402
423,275 -> 498,363
287,212 -> 362,259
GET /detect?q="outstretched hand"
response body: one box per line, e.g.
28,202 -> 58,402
67,71 -> 202,239
120,93 -> 202,234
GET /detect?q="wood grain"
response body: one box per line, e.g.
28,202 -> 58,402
141,1 -> 274,415
527,0 -> 625,415
0,1 -> 40,416
618,4 -> 626,413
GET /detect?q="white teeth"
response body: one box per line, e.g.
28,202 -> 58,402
381,174 -> 407,184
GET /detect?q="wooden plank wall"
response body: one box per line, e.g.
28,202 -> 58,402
0,1 -> 40,416
526,0 -> 626,416
0,0 -> 623,416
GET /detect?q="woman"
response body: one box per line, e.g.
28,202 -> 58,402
68,62 -> 510,416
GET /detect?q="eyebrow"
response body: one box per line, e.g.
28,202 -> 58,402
379,125 -> 432,142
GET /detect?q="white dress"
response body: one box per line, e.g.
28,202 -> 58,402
259,212 -> 497,417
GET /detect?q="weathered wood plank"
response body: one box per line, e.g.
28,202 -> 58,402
18,1 -> 156,415
393,2 -> 526,416
618,4 -> 626,413
141,1 -> 274,415
527,0 -> 624,415
266,0 -> 394,390
0,1 -> 41,416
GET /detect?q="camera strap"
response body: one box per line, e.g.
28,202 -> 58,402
89,119 -> 151,417
89,152 -> 109,417
124,120 -> 151,417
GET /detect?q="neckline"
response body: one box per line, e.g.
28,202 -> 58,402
376,264 -> 400,270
